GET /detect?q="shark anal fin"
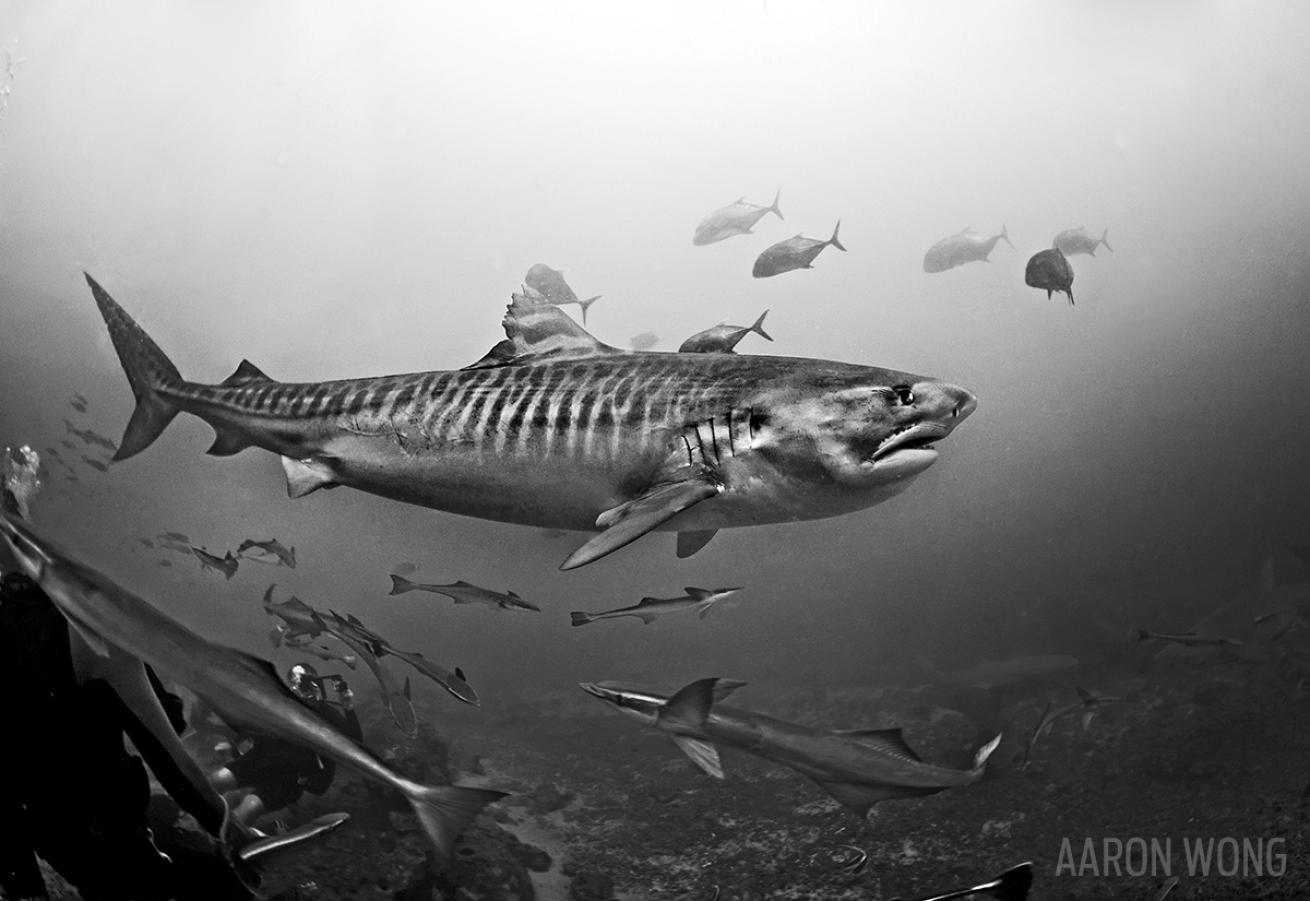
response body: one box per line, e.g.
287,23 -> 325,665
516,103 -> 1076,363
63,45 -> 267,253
676,529 -> 718,558
671,735 -> 724,779
206,426 -> 253,457
281,456 -> 337,498
562,473 -> 719,570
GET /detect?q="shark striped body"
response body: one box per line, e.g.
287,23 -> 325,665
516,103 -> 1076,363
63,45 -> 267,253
87,274 -> 977,569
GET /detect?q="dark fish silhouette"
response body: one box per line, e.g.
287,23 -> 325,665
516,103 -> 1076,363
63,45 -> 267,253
157,559 -> 172,567
571,586 -> 740,626
922,226 -> 1012,273
1024,248 -> 1075,304
237,538 -> 296,568
1052,226 -> 1111,257
388,575 -> 539,612
393,561 -> 418,576
524,264 -> 601,324
1022,686 -> 1120,767
693,189 -> 783,246
752,220 -> 846,278
190,546 -> 239,580
137,537 -> 154,548
81,456 -> 109,473
679,310 -> 772,354
1136,629 -> 1243,648
69,396 -> 88,413
63,419 -> 117,452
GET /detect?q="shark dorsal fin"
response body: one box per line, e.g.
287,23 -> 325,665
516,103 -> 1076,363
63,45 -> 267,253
837,727 -> 924,763
221,359 -> 275,386
659,677 -> 720,731
464,290 -> 621,369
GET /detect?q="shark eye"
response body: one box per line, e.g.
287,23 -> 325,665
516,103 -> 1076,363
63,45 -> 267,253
891,385 -> 914,405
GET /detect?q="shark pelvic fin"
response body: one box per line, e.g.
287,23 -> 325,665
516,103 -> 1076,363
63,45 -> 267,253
676,530 -> 718,558
281,456 -> 337,498
672,735 -> 724,779
562,472 -> 719,570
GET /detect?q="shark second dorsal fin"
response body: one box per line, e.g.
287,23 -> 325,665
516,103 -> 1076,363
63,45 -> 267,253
837,728 -> 924,763
465,290 -> 622,369
221,359 -> 274,386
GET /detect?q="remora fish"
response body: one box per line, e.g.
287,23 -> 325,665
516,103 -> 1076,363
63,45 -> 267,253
1052,226 -> 1112,257
523,264 -> 601,324
191,545 -> 239,580
678,310 -> 773,354
0,517 -> 506,862
571,586 -> 740,626
284,633 -> 359,670
388,575 -> 538,611
692,189 -> 783,246
580,678 -> 1000,817
237,537 -> 297,568
889,862 -> 1033,901
328,608 -> 480,706
86,275 -> 977,571
1022,686 -> 1120,767
922,226 -> 1013,273
751,220 -> 846,278
1024,247 -> 1075,304
1136,629 -> 1243,648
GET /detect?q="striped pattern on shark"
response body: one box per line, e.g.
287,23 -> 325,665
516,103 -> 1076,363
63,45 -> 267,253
86,274 -> 977,570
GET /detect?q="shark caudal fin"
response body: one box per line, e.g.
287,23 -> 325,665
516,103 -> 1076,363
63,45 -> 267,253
404,782 -> 508,864
570,611 -> 595,627
1099,228 -> 1113,253
768,187 -> 784,221
389,574 -> 416,596
972,733 -> 1003,775
749,309 -> 773,342
828,219 -> 847,252
85,274 -> 184,461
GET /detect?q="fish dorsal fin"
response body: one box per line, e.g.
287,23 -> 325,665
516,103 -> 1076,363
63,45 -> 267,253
684,587 -> 714,601
221,359 -> 275,386
658,677 -> 720,732
465,290 -> 621,369
837,727 -> 923,763
636,596 -> 665,608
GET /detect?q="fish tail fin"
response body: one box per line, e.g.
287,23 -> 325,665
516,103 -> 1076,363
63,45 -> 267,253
569,611 -> 594,627
1100,227 -> 1112,252
768,187 -> 783,220
404,782 -> 508,864
971,733 -> 1002,775
1067,287 -> 1075,306
749,309 -> 773,342
828,219 -> 847,252
578,295 -> 602,325
389,574 -> 415,595
985,862 -> 1034,901
86,273 -> 183,461
1000,223 -> 1014,248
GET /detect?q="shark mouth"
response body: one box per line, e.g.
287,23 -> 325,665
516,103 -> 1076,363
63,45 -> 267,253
869,422 -> 949,462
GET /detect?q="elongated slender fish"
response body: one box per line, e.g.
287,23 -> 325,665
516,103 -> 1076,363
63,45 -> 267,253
752,220 -> 846,278
191,545 -> 239,580
524,264 -> 601,324
1052,226 -> 1112,257
580,678 -> 999,817
922,226 -> 1013,273
237,537 -> 296,568
388,575 -> 538,612
1136,629 -> 1243,648
571,586 -> 740,626
86,274 -> 977,571
0,516 -> 505,862
678,310 -> 773,354
889,862 -> 1033,901
693,189 -> 783,246
1022,686 -> 1120,767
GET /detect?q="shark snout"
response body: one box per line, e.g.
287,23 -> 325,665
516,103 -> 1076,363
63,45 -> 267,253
947,385 -> 977,423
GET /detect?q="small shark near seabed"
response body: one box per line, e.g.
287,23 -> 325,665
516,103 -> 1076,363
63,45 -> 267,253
889,862 -> 1033,901
237,538 -> 296,568
692,189 -> 784,246
86,274 -> 977,571
191,546 -> 239,580
580,678 -> 1000,818
0,514 -> 507,865
922,226 -> 1013,273
678,310 -> 773,354
388,575 -> 539,612
571,586 -> 741,626
1136,629 -> 1244,648
1022,686 -> 1121,767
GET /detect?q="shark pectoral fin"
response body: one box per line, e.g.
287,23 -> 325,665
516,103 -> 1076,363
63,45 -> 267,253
697,604 -> 714,620
671,735 -> 724,779
562,475 -> 719,571
281,456 -> 337,498
676,530 -> 718,558
836,728 -> 924,763
815,780 -> 933,819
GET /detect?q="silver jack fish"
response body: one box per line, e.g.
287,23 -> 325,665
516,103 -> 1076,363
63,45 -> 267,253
0,516 -> 505,863
678,310 -> 773,354
570,586 -> 740,626
580,678 -> 1000,818
922,225 -> 1013,273
692,189 -> 784,246
751,220 -> 846,278
1052,226 -> 1112,257
86,274 -> 976,571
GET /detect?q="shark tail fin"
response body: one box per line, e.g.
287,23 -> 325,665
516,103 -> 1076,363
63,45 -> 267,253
768,187 -> 783,221
577,295 -> 602,325
828,219 -> 847,252
1000,223 -> 1014,249
403,782 -> 508,864
86,273 -> 184,461
748,309 -> 773,342
985,862 -> 1034,901
569,611 -> 594,627
972,733 -> 1002,774
389,574 -> 415,595
1099,227 -> 1112,253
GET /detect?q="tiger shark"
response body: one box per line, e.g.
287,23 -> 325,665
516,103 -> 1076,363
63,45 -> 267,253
86,273 -> 977,570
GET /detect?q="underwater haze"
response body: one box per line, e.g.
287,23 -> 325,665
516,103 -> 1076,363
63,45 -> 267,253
3,1 -> 1310,899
